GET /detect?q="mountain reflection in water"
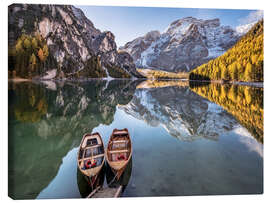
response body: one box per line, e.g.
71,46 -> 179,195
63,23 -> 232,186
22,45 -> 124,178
190,82 -> 263,143
8,80 -> 138,199
8,80 -> 263,199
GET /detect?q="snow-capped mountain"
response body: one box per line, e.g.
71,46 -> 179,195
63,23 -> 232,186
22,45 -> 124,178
120,17 -> 240,72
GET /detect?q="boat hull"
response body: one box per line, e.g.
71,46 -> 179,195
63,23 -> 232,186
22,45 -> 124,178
105,128 -> 132,181
77,132 -> 105,187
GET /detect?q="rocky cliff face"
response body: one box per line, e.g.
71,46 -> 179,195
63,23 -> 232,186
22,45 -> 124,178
8,4 -> 142,78
120,17 -> 239,72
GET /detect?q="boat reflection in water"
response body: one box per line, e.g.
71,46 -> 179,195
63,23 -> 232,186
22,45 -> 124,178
77,165 -> 105,198
77,157 -> 132,197
106,157 -> 132,193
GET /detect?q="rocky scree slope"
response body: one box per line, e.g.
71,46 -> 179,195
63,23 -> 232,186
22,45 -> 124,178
120,17 -> 240,72
8,4 -> 142,78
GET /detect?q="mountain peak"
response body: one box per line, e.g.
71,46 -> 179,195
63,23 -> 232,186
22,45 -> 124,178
167,17 -> 220,33
120,17 -> 238,72
144,30 -> 161,41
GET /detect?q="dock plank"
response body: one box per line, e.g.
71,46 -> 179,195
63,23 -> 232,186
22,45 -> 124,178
87,186 -> 123,198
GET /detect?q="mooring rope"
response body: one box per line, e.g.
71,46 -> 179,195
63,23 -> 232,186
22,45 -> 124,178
107,173 -> 118,187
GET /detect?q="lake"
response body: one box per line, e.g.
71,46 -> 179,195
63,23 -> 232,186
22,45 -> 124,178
8,79 -> 263,199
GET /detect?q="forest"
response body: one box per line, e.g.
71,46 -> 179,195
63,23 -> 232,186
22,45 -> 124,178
137,68 -> 189,79
189,20 -> 263,82
8,33 -> 55,78
8,33 -> 131,79
72,57 -> 131,79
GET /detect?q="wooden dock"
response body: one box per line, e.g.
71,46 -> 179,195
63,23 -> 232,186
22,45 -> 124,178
87,185 -> 123,198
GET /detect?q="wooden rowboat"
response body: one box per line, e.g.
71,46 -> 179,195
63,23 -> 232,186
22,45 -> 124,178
105,128 -> 132,180
77,132 -> 105,187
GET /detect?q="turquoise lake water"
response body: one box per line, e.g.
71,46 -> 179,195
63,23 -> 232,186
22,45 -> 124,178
8,80 -> 263,199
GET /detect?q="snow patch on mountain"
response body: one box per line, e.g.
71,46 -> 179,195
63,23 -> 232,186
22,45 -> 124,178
166,20 -> 192,38
207,46 -> 225,58
138,34 -> 169,67
236,22 -> 256,35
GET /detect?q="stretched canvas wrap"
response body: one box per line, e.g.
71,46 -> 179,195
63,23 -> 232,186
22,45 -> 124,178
8,3 -> 263,200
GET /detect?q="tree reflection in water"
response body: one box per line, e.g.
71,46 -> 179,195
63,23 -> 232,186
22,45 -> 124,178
8,80 -> 138,199
190,82 -> 263,143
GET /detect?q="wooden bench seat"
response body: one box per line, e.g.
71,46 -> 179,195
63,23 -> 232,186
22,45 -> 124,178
111,140 -> 128,144
84,144 -> 102,150
109,149 -> 129,154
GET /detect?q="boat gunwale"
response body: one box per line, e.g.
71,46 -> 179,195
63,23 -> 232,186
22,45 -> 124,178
105,128 -> 132,173
77,132 -> 105,178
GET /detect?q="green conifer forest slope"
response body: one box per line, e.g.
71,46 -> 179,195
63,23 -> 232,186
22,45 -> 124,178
189,20 -> 263,82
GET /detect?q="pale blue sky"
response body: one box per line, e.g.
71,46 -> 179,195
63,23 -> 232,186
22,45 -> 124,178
76,5 -> 263,47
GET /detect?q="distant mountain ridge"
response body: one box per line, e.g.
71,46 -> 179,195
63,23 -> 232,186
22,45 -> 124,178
120,17 -> 249,72
8,4 -> 142,79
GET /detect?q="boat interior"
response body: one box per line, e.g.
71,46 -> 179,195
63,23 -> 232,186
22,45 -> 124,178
107,132 -> 131,162
78,134 -> 104,170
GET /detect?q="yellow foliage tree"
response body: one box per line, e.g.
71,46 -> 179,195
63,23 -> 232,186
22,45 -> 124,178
189,20 -> 264,82
9,33 -> 49,78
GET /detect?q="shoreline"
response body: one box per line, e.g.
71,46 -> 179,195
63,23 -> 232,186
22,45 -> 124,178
189,79 -> 264,88
8,77 -> 264,88
230,81 -> 263,88
8,78 -> 32,82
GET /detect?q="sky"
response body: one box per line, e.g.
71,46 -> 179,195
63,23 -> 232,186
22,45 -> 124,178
76,5 -> 263,47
